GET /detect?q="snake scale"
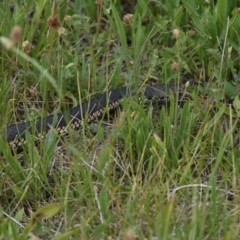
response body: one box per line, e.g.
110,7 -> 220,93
5,84 -> 183,152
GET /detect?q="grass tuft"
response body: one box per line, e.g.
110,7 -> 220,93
1,0 -> 240,239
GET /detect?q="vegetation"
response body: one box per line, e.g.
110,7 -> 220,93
0,0 -> 240,239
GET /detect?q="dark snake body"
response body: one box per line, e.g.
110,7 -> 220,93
5,84 -> 182,151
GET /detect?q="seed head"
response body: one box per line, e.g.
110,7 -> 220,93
171,62 -> 179,71
10,25 -> 22,43
47,15 -> 61,29
123,13 -> 134,25
173,29 -> 180,39
204,0 -> 210,6
58,27 -> 67,36
22,40 -> 33,53
64,15 -> 72,21
188,30 -> 196,38
185,81 -> 190,88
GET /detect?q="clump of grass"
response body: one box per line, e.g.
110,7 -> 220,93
1,0 -> 240,239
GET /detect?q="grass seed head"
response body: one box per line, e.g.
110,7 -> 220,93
64,15 -> 72,21
22,40 -> 33,53
123,13 -> 134,25
58,27 -> 67,36
47,15 -> 61,29
173,28 -> 180,39
10,25 -> 22,43
188,30 -> 196,38
204,0 -> 210,6
171,62 -> 179,71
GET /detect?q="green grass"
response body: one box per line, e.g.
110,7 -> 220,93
1,0 -> 240,239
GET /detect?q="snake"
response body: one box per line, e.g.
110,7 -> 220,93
5,84 -> 184,152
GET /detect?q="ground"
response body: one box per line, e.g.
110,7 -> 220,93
0,0 -> 240,239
